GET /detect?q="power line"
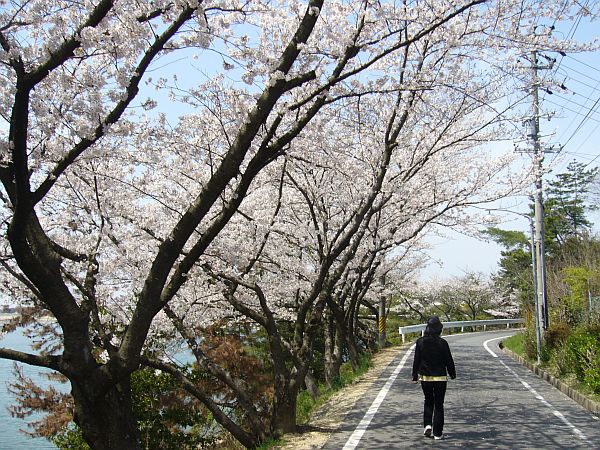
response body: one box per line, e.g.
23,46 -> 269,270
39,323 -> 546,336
540,0 -> 589,103
531,2 -> 599,176
565,0 -> 589,40
559,89 -> 600,147
546,91 -> 600,116
574,118 -> 600,167
559,152 -> 600,169
581,152 -> 600,169
544,98 -> 600,124
550,0 -> 574,31
561,151 -> 600,159
565,54 -> 600,74
548,61 -> 600,146
557,63 -> 600,86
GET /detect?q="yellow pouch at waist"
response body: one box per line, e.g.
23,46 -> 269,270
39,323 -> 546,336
419,375 -> 448,382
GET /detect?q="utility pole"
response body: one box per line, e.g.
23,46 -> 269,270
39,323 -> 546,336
531,50 -> 546,356
526,49 -> 555,360
528,217 -> 542,363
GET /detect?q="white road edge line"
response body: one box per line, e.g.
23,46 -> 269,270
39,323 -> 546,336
484,335 -> 591,444
483,335 -> 511,357
342,344 -> 416,450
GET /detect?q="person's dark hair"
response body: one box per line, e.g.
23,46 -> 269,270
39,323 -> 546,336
424,316 -> 443,336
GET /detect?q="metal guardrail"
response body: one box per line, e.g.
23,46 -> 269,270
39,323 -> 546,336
398,318 -> 525,343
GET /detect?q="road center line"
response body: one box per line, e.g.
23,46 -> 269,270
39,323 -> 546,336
484,336 -> 590,444
342,344 -> 415,450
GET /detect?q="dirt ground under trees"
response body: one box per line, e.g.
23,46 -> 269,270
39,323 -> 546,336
274,345 -> 406,450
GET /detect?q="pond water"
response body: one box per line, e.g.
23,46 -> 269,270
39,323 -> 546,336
0,330 -> 58,449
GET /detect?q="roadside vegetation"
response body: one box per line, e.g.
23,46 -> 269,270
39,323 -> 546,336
503,323 -> 600,404
495,162 -> 600,404
295,353 -> 373,425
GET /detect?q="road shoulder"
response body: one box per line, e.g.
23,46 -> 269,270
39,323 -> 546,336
501,345 -> 600,415
274,344 -> 410,450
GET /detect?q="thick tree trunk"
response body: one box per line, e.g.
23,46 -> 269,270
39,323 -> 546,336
266,326 -> 304,437
346,335 -> 360,371
71,377 -> 141,450
271,377 -> 298,436
324,312 -> 343,388
304,371 -> 321,400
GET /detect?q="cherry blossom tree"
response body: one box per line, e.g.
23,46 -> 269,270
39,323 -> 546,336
0,0 -> 597,448
0,0 -> 337,446
407,271 -> 518,322
153,0 -> 596,435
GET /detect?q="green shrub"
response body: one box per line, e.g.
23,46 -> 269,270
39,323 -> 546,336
564,327 -> 600,392
583,321 -> 600,337
579,325 -> 600,393
507,322 -> 600,395
52,425 -> 91,450
582,346 -> 600,394
53,368 -> 213,450
544,322 -> 571,349
552,343 -> 571,377
565,330 -> 591,380
523,327 -> 539,360
296,352 -> 373,425
385,315 -> 404,346
296,389 -> 317,425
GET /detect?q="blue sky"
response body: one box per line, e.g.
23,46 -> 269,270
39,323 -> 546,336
422,13 -> 600,280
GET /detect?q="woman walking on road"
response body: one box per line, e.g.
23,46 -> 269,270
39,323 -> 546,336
411,316 -> 456,440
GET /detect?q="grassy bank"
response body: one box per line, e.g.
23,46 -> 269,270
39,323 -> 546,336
296,353 -> 373,425
502,331 -> 600,405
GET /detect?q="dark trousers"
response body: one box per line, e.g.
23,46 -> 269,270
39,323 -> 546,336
421,381 -> 447,437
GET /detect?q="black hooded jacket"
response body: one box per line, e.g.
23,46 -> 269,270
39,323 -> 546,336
411,335 -> 456,381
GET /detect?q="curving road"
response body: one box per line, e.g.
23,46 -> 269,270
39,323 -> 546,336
322,329 -> 600,449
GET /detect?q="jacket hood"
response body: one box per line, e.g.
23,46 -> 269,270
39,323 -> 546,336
425,316 -> 443,335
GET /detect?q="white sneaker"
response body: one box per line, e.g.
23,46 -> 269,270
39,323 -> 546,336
423,425 -> 432,437
434,434 -> 443,440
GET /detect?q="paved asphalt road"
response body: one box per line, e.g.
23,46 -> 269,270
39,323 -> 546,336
323,329 -> 600,449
